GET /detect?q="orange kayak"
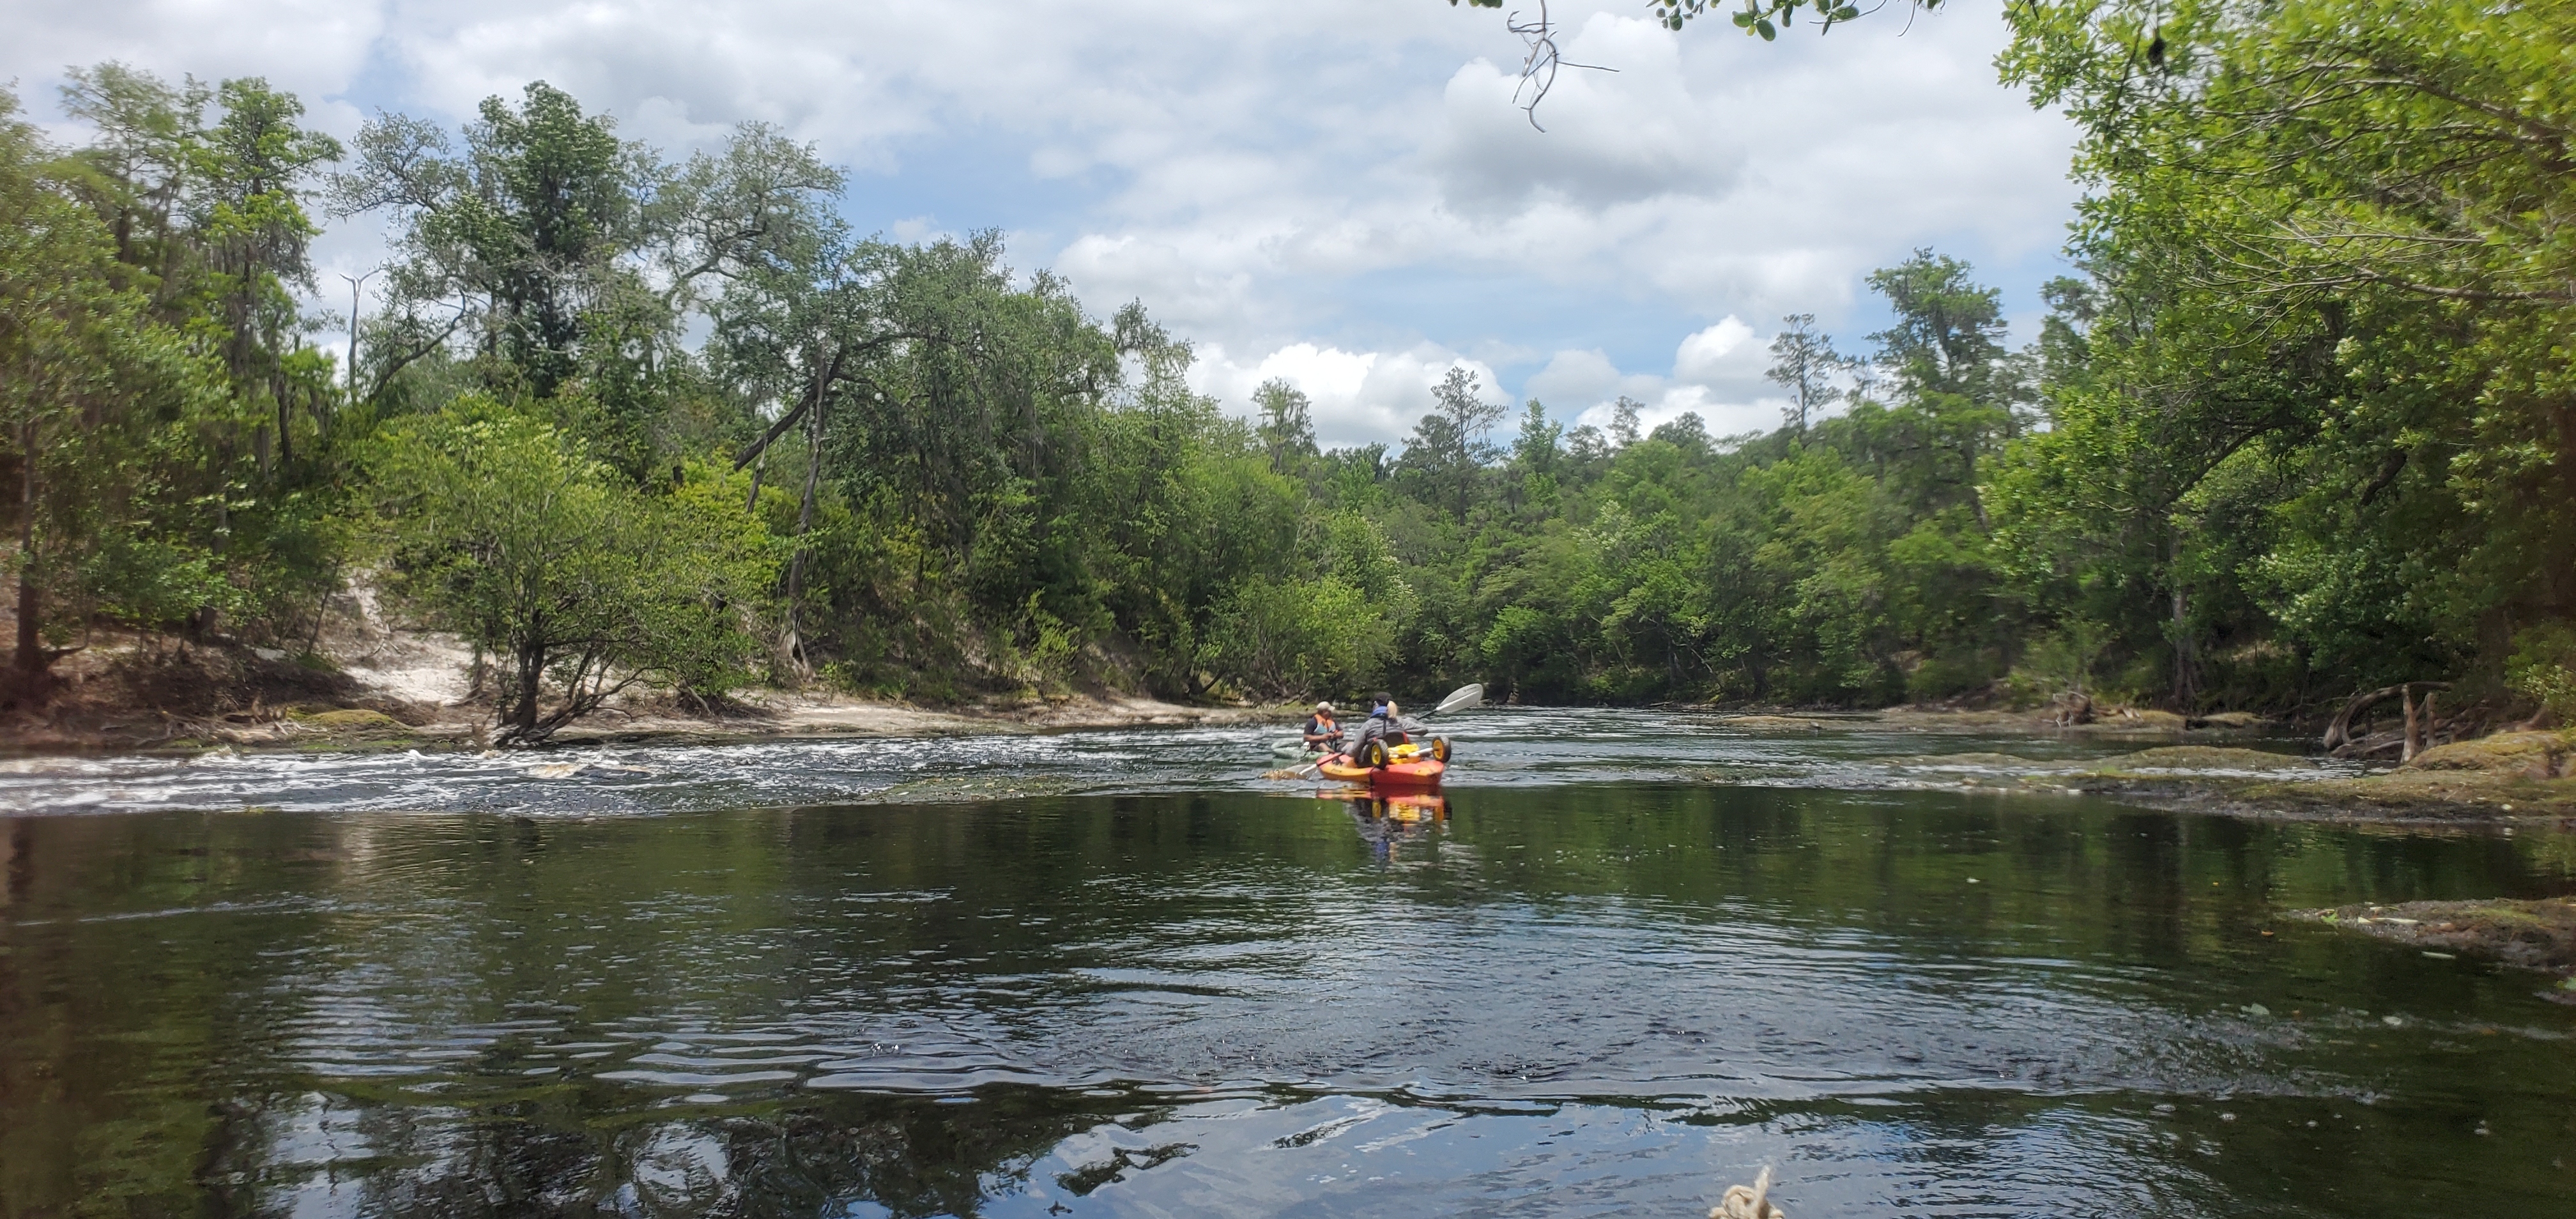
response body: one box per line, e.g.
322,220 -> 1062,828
1317,757 -> 1446,788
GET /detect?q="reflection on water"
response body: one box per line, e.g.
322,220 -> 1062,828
6,776 -> 2575,1216
1341,790 -> 1446,861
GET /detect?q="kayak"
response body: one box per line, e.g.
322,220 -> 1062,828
1316,756 -> 1446,788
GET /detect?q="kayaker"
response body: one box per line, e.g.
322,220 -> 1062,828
1301,702 -> 1339,753
1342,692 -> 1411,766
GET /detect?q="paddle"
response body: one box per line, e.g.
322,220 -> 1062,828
1285,683 -> 1485,778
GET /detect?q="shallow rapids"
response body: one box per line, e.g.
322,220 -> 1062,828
0,706 -> 2347,816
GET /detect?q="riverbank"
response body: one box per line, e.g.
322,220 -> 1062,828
1702,703 -> 2273,739
2074,755 -> 2576,828
9,635 -> 2569,832
2074,734 -> 2575,827
1708,707 -> 2576,828
0,628 -> 1274,755
0,684 -> 1273,755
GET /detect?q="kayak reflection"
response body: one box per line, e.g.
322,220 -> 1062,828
1333,788 -> 1447,859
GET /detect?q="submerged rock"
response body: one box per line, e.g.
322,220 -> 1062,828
1715,715 -> 1843,731
2402,730 -> 2573,779
2294,898 -> 2576,979
2193,710 -> 2269,729
1887,752 -> 2073,770
290,707 -> 408,734
2087,746 -> 2313,774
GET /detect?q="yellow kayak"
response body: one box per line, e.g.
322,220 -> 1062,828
1315,740 -> 1449,788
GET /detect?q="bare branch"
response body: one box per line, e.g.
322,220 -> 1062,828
1503,0 -> 1616,130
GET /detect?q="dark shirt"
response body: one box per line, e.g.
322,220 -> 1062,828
1301,715 -> 1338,748
1342,710 -> 1412,758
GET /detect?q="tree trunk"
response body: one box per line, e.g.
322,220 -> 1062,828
7,420 -> 49,708
779,387 -> 825,681
2402,685 -> 2420,763
2323,680 -> 2452,753
190,477 -> 231,640
2169,580 -> 2198,710
2556,400 -> 2576,614
509,641 -> 544,740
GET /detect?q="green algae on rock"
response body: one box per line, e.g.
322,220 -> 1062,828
2293,899 -> 2576,979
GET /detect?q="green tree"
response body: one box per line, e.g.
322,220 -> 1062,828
371,401 -> 778,741
1252,378 -> 1317,475
1,88 -> 229,705
1396,367 -> 1506,523
1763,313 -> 1850,434
338,82 -> 648,401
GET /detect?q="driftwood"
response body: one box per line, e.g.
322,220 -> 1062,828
1710,1166 -> 1787,1219
2322,681 -> 2451,755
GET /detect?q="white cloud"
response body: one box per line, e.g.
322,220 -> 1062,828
1190,342 -> 1498,450
1429,16 -> 1743,215
4,0 -> 2078,447
1673,316 -> 1758,387
1522,349 -> 1625,408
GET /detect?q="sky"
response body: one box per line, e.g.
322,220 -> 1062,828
4,0 -> 2082,447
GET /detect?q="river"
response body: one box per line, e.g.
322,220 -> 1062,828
3,709 -> 2572,1216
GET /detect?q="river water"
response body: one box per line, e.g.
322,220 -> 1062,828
3,709 -> 2572,1216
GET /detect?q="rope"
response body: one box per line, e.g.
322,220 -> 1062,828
1710,1166 -> 1787,1219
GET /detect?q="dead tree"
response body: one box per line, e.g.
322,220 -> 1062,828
2321,681 -> 2452,758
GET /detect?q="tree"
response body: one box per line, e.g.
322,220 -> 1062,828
1988,0 -> 2576,709
2004,0 -> 2576,316
1763,313 -> 1850,434
339,82 -> 649,401
1200,575 -> 1387,700
1867,250 -> 2007,403
371,402 -> 777,742
339,90 -> 849,480
192,79 -> 342,436
1,88 -> 228,707
1397,367 -> 1506,523
1607,396 -> 1644,448
1252,378 -> 1317,475
56,68 -> 347,636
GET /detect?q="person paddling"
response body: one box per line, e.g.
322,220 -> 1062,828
1301,702 -> 1339,754
1343,692 -> 1411,767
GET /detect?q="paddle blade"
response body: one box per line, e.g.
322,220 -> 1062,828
1433,683 -> 1484,715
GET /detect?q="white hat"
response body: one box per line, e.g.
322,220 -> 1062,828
1315,701 -> 1333,712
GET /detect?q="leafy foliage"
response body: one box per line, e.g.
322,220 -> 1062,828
10,18 -> 2570,732
369,402 -> 777,741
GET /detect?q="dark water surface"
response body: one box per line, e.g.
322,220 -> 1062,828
4,714 -> 2574,1216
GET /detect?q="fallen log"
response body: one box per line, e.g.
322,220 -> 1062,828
2323,681 -> 2451,753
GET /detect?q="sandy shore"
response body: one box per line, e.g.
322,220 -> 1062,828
545,691 -> 1277,746
0,689 -> 1280,755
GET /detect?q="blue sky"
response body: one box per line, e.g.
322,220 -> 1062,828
5,0 -> 2080,447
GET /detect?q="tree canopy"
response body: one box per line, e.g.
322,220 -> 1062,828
4,13 -> 2568,737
